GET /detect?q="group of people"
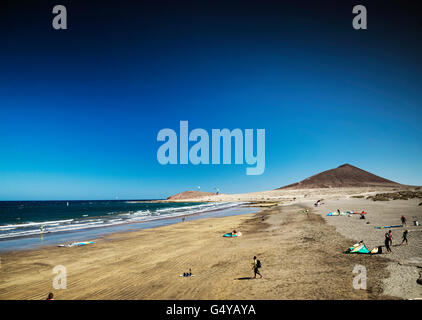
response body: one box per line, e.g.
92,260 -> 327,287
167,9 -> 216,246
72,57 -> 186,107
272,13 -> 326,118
180,256 -> 263,280
383,217 -> 409,253
182,268 -> 193,277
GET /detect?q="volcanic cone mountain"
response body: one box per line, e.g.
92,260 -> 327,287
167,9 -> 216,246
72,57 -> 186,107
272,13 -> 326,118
278,164 -> 401,189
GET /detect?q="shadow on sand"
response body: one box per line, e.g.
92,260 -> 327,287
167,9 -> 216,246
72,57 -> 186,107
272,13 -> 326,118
235,277 -> 254,280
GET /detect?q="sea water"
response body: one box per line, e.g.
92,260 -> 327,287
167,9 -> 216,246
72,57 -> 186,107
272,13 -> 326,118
0,200 -> 256,251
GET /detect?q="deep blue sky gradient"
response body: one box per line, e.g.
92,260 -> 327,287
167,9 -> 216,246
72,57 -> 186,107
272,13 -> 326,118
0,0 -> 421,200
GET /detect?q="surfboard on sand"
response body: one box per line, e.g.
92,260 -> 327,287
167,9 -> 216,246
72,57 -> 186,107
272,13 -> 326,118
374,225 -> 402,229
58,241 -> 94,247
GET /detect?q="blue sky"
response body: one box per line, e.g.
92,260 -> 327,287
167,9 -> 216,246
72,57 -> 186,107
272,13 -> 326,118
0,0 -> 421,200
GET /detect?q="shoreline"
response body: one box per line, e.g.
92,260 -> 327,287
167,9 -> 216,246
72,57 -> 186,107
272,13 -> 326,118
0,203 -> 257,253
0,201 -> 405,300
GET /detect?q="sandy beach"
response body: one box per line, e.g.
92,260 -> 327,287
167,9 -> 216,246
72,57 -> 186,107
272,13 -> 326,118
3,188 -> 421,300
312,197 -> 422,299
2,0 -> 422,305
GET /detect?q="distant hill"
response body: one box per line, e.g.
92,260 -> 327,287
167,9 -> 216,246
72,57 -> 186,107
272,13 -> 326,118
167,190 -> 217,200
278,164 -> 401,190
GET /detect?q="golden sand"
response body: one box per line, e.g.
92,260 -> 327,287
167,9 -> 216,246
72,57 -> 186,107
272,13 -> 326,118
0,204 -> 395,300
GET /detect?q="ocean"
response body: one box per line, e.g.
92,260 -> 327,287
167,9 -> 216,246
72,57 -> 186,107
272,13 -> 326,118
0,200 -> 255,251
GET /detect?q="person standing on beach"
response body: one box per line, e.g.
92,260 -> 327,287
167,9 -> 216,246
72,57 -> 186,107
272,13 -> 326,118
401,215 -> 406,226
252,256 -> 263,279
388,230 -> 393,245
384,233 -> 392,253
401,230 -> 408,245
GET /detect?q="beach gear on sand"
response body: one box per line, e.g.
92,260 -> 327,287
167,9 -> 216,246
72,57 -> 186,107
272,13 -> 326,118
58,241 -> 94,247
223,232 -> 242,237
328,211 -> 367,216
327,211 -> 347,216
344,242 -> 381,254
348,211 -> 367,214
327,212 -> 340,216
374,225 -> 403,229
370,246 -> 382,254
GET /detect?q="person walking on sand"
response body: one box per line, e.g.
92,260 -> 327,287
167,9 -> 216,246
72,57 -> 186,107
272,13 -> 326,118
384,233 -> 392,253
401,230 -> 408,245
252,256 -> 263,279
401,215 -> 406,226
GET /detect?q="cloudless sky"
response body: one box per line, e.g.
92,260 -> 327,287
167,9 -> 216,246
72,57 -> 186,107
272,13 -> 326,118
0,0 -> 421,200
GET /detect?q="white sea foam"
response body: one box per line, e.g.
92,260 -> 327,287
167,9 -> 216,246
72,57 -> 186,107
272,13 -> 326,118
0,202 -> 243,240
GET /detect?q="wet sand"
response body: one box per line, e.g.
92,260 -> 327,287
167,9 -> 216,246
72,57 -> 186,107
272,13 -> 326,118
0,203 -> 398,300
